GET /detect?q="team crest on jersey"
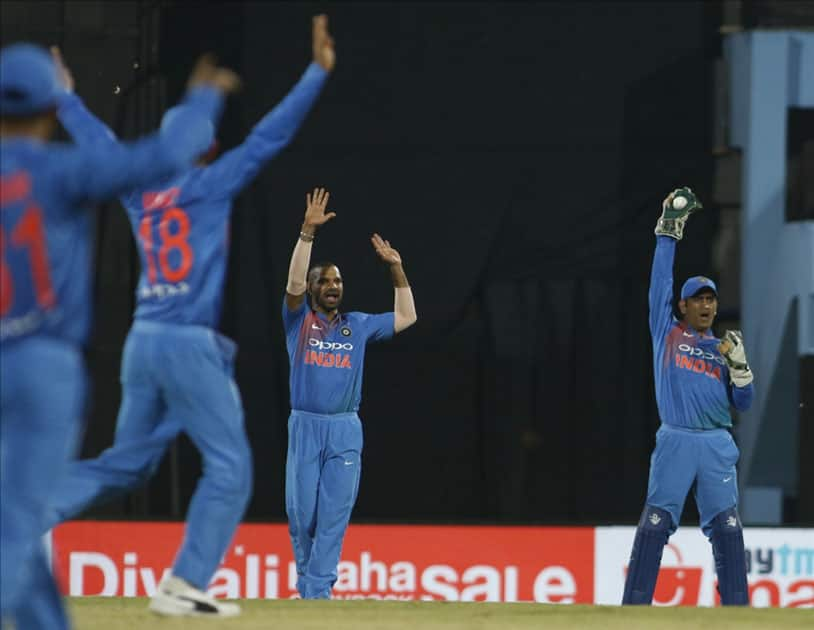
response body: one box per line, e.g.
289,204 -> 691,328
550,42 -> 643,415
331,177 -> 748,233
340,326 -> 352,337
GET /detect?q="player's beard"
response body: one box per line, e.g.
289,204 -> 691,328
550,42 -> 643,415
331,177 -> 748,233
316,290 -> 341,314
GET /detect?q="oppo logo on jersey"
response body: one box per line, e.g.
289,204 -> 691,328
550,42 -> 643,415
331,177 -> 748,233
677,343 -> 726,366
309,338 -> 354,351
674,343 -> 723,381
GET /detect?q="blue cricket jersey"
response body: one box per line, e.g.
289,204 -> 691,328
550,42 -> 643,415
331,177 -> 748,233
58,63 -> 328,328
283,299 -> 394,414
0,102 -> 213,346
649,236 -> 754,429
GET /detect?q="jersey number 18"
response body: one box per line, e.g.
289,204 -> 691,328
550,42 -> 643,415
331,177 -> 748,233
138,207 -> 194,284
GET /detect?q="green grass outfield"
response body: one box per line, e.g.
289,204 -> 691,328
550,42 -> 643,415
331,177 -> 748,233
68,598 -> 813,630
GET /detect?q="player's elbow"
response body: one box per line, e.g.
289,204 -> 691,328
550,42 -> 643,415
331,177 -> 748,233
287,279 -> 307,296
394,313 -> 417,334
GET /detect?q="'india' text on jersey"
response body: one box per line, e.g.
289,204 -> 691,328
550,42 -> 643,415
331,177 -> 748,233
649,236 -> 753,429
283,299 -> 394,414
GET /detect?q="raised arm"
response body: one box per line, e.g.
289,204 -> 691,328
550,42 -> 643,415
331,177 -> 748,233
58,63 -> 238,203
178,53 -> 241,126
201,15 -> 335,199
52,47 -> 118,147
649,188 -> 702,340
285,187 -> 336,311
371,234 -> 417,334
649,236 -> 676,341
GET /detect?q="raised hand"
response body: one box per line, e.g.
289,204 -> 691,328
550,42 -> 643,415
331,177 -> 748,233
302,187 -> 336,231
50,46 -> 74,92
371,233 -> 402,266
655,186 -> 703,241
312,14 -> 336,72
662,190 -> 676,212
187,54 -> 242,94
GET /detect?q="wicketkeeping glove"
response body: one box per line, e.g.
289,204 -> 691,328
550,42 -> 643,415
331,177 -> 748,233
655,186 -> 704,240
719,330 -> 753,387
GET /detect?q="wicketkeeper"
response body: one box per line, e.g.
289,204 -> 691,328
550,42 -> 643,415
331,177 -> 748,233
622,187 -> 755,606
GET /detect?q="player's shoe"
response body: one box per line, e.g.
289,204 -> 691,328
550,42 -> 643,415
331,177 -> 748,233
149,575 -> 241,617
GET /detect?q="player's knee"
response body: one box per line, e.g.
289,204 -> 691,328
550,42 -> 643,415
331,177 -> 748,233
710,506 -> 743,536
638,505 -> 672,534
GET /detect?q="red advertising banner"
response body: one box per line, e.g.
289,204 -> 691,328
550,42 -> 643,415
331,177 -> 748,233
52,522 -> 595,603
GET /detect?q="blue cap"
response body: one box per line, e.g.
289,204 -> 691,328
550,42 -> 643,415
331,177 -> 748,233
681,276 -> 718,300
0,43 -> 61,115
160,105 -> 215,159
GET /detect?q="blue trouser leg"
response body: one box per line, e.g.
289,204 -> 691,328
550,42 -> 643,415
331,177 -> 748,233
0,339 -> 83,628
155,327 -> 252,590
695,430 -> 740,537
285,413 -> 320,598
302,414 -> 362,599
43,331 -> 180,530
12,544 -> 69,630
694,431 -> 747,605
623,425 -> 697,605
644,426 -> 697,533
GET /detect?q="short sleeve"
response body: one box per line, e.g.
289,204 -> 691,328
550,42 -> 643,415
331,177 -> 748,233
359,312 -> 395,344
282,296 -> 307,335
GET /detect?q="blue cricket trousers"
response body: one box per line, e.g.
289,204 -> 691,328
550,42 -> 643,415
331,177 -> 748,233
647,423 -> 740,536
1,337 -> 85,630
46,320 -> 252,590
286,410 -> 362,599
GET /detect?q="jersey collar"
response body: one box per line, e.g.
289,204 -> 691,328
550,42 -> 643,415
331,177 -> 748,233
311,306 -> 343,325
679,321 -> 716,341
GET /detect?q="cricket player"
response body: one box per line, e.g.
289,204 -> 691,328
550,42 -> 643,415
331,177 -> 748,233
622,188 -> 755,606
43,16 -> 336,617
283,187 -> 417,599
0,43 -> 222,629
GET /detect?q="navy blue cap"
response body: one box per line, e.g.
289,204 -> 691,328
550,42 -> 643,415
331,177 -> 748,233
0,43 -> 61,115
160,105 -> 215,159
681,276 -> 718,300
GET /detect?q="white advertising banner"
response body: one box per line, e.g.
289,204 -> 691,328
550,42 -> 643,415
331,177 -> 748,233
595,527 -> 814,607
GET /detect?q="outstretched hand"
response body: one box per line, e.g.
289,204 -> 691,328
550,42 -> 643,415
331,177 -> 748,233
302,187 -> 336,230
50,46 -> 74,92
371,233 -> 402,266
187,54 -> 242,94
312,14 -> 336,72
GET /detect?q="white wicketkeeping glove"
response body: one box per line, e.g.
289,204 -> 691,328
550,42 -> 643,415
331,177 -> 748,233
719,330 -> 753,387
